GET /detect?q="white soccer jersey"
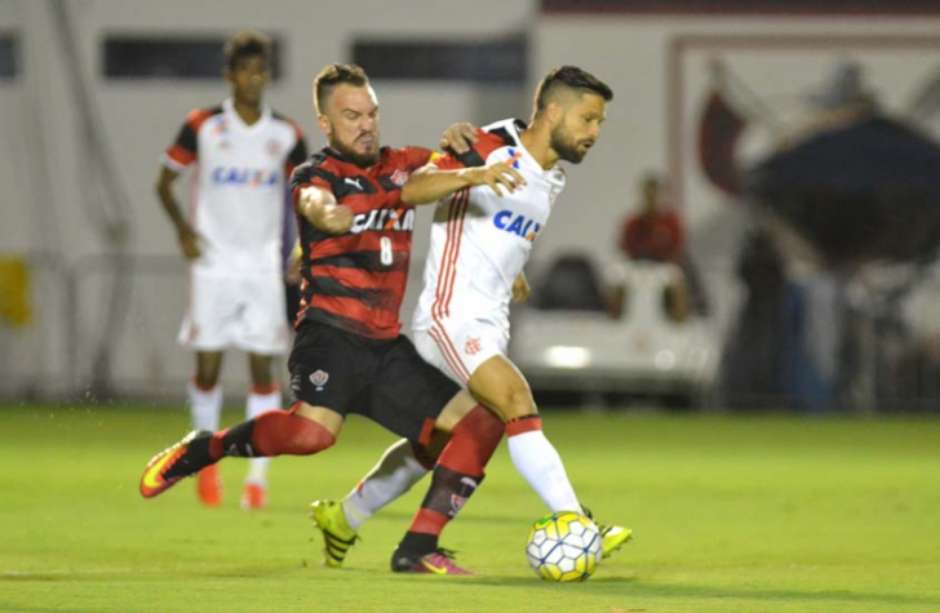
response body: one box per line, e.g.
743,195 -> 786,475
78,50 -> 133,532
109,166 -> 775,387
163,98 -> 307,274
413,118 -> 566,336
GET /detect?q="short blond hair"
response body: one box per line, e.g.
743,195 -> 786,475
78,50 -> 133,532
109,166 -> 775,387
313,64 -> 369,114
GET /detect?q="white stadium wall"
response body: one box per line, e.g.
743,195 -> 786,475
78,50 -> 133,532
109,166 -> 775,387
4,0 -> 940,400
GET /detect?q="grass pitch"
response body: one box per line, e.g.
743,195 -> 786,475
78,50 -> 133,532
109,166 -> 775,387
1,404 -> 938,612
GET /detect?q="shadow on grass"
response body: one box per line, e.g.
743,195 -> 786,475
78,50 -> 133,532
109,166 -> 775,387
458,575 -> 939,607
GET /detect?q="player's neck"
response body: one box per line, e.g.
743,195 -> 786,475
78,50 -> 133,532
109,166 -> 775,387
232,98 -> 263,126
520,123 -> 558,170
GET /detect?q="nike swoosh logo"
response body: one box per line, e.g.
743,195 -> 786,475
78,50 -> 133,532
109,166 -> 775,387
420,559 -> 448,575
141,447 -> 180,492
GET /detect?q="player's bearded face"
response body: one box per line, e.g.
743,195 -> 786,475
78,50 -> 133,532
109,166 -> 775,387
325,85 -> 381,167
550,93 -> 606,164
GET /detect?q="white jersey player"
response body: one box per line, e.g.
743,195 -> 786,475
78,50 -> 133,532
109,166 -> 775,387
308,67 -> 631,572
156,31 -> 307,509
411,117 -> 566,379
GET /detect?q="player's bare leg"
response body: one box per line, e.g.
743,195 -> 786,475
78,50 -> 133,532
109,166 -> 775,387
468,355 -> 582,512
468,355 -> 631,557
140,401 -> 342,499
243,352 -> 280,509
190,351 -> 224,506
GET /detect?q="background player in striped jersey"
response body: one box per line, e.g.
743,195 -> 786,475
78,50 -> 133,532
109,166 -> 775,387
310,66 -> 630,571
156,31 -> 308,509
141,64 -> 514,574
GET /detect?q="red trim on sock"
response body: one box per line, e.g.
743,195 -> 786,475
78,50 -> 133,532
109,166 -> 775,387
506,415 -> 542,437
191,377 -> 217,392
209,431 -> 224,460
249,382 -> 280,395
437,406 -> 504,477
410,508 -> 449,536
417,417 -> 436,448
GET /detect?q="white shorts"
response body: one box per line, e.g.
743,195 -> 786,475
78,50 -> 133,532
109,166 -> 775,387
178,269 -> 289,355
413,317 -> 509,385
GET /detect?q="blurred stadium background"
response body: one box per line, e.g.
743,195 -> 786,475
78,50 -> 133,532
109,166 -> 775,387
4,2 -> 940,610
8,1 -> 940,412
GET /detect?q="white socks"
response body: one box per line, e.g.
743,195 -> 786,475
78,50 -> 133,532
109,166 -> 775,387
507,429 -> 581,513
188,380 -> 222,432
245,387 -> 280,485
342,438 -> 429,530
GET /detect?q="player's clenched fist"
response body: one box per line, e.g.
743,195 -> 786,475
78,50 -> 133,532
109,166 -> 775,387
297,186 -> 354,234
461,153 -> 526,196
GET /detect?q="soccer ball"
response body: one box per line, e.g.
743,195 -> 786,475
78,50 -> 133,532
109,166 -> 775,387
525,511 -> 602,582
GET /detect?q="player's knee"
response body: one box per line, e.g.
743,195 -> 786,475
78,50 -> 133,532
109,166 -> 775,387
286,415 -> 336,455
494,388 -> 537,421
194,372 -> 219,389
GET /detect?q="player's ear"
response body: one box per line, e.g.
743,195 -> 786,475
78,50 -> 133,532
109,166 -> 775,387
317,114 -> 331,137
545,100 -> 565,126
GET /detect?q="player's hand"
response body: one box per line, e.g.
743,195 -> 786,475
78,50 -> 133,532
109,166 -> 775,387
177,225 -> 201,260
440,122 -> 477,154
462,153 -> 525,196
511,272 -> 531,303
285,243 -> 303,284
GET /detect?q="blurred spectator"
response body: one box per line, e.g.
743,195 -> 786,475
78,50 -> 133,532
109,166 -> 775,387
617,174 -> 708,320
619,174 -> 684,263
719,228 -> 788,409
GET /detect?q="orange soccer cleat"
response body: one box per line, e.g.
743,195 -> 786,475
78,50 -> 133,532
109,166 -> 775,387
139,430 -> 214,499
197,465 -> 222,506
240,482 -> 267,510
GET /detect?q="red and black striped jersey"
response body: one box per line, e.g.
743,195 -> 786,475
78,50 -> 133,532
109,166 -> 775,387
290,145 -> 432,339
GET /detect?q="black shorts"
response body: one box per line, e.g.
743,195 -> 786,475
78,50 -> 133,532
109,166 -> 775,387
288,321 -> 460,443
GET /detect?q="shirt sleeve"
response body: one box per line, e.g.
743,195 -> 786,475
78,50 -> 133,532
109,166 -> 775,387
289,159 -> 338,207
402,146 -> 433,170
431,128 -> 501,170
162,109 -> 207,171
286,125 -> 309,178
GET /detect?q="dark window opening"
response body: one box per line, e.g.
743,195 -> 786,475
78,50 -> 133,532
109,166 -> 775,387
352,34 -> 527,83
102,35 -> 281,80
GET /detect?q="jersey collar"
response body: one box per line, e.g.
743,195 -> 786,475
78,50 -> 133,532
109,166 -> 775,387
223,97 -> 271,132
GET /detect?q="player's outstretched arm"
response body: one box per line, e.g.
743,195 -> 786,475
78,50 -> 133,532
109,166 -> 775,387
155,166 -> 201,260
295,185 -> 353,235
401,153 -> 525,205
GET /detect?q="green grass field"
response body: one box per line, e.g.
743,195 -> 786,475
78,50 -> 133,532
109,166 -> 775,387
1,404 -> 939,612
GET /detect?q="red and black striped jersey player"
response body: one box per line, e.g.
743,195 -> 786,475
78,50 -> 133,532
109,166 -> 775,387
140,63 -> 503,573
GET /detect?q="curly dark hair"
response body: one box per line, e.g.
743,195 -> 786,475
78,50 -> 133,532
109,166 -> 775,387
223,30 -> 272,71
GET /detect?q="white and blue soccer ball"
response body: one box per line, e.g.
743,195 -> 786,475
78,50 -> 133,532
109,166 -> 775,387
525,511 -> 602,582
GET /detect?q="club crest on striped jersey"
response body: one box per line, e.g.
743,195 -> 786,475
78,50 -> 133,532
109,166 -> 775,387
350,207 -> 415,234
390,168 -> 410,187
309,369 -> 329,390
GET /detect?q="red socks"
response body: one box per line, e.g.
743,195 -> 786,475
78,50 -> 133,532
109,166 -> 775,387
404,406 -> 504,543
210,407 -> 336,460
